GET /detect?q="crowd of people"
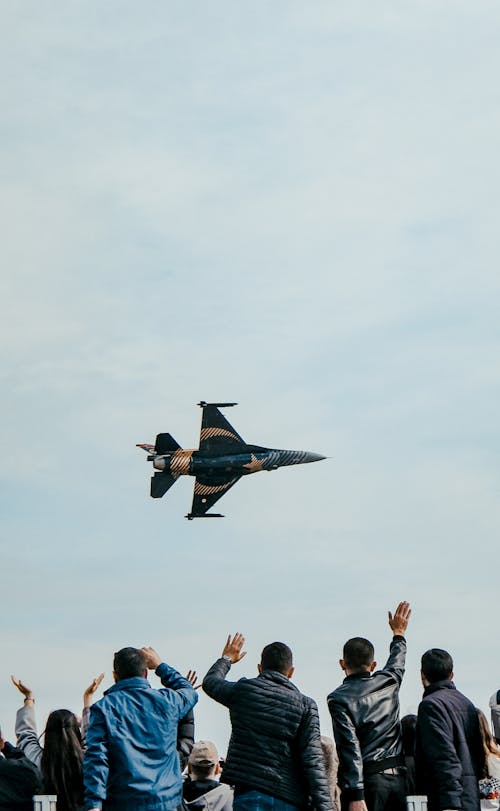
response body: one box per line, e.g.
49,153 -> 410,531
1,601 -> 499,811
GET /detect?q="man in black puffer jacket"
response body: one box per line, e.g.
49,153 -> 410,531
203,633 -> 332,811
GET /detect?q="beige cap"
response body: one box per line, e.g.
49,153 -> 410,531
188,740 -> 219,768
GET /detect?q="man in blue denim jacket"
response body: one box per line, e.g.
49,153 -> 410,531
84,645 -> 198,811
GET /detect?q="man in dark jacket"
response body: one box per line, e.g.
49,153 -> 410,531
0,729 -> 40,811
202,633 -> 332,811
415,648 -> 484,811
327,601 -> 411,811
83,645 -> 198,811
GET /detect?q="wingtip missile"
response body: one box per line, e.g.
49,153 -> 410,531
198,401 -> 238,408
185,513 -> 225,520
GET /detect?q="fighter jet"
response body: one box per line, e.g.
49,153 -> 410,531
137,401 -> 326,519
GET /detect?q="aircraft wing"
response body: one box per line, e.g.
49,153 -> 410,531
187,474 -> 242,518
198,405 -> 245,452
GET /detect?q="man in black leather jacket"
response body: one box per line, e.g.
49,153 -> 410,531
203,633 -> 332,811
327,601 -> 411,811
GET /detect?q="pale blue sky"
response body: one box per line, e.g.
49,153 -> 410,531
1,1 -> 500,750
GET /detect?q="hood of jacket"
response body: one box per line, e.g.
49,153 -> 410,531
184,783 -> 233,811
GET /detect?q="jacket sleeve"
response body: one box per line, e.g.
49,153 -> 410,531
381,635 -> 406,685
328,696 -> 364,802
297,698 -> 333,811
177,708 -> 195,771
156,663 -> 199,719
83,704 -> 109,811
202,657 -> 237,708
15,704 -> 43,768
81,705 -> 91,749
416,699 -> 463,810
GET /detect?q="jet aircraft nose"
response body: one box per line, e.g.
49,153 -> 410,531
303,452 -> 326,463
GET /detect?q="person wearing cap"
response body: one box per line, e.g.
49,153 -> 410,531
183,741 -> 233,811
203,633 -> 332,811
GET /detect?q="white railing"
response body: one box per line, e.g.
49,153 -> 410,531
33,796 -> 57,811
406,797 -> 428,811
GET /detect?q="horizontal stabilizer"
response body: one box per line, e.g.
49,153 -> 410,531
151,472 -> 177,499
155,433 -> 181,454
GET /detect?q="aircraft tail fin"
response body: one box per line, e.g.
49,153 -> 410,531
155,433 -> 181,454
151,472 -> 178,499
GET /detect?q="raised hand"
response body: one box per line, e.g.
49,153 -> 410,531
11,676 -> 33,700
388,601 -> 411,636
83,673 -> 105,707
140,647 -> 162,670
186,670 -> 202,690
222,633 -> 247,664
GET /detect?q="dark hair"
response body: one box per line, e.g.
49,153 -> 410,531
41,709 -> 83,811
401,714 -> 417,756
189,762 -> 216,780
343,637 -> 374,670
113,647 -> 147,680
260,642 -> 293,675
421,649 -> 453,683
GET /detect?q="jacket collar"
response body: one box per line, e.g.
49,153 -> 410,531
344,672 -> 372,682
423,679 -> 456,697
258,670 -> 298,691
104,676 -> 151,695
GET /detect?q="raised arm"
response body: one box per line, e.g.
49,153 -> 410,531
202,633 -> 246,708
177,671 -> 201,769
140,647 -> 198,718
83,705 -> 109,811
11,676 -> 43,768
383,601 -> 411,683
81,673 -> 105,745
